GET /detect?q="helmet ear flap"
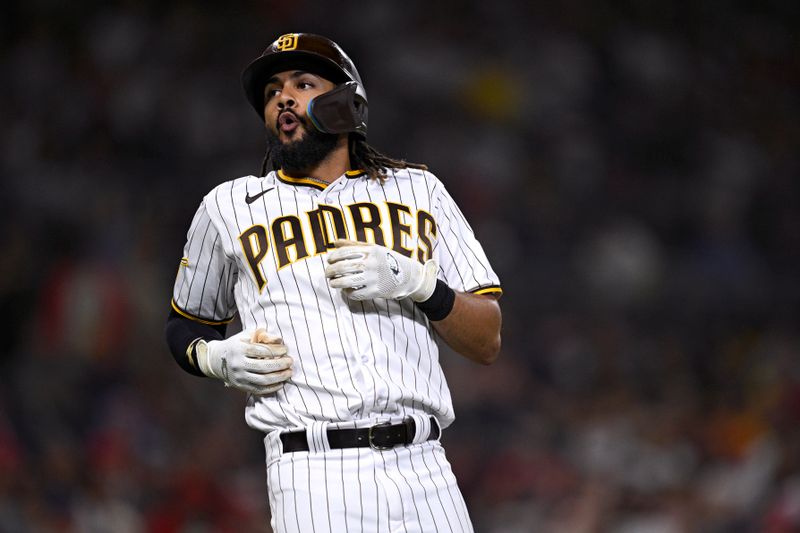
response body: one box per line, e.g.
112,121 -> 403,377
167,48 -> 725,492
307,81 -> 368,137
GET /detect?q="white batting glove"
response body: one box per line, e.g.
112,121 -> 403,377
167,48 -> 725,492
195,328 -> 293,395
325,239 -> 439,302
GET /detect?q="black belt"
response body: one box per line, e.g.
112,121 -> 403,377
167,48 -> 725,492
280,417 -> 440,452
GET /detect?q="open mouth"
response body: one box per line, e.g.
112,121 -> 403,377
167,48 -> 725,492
278,112 -> 300,133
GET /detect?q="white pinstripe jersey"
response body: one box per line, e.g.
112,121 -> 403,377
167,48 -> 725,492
172,167 -> 502,434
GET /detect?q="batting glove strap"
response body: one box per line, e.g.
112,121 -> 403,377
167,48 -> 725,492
410,258 -> 439,302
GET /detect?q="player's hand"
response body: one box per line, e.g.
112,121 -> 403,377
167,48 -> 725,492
196,328 -> 293,394
325,239 -> 438,302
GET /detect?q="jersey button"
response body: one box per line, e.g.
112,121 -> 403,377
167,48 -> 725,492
361,355 -> 369,363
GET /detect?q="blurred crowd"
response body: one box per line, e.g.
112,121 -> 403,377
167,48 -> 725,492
1,1 -> 799,531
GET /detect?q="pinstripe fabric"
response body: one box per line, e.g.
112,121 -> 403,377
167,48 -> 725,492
266,436 -> 474,533
173,169 -> 500,433
173,168 -> 497,531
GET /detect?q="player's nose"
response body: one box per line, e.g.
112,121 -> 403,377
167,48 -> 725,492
276,90 -> 296,110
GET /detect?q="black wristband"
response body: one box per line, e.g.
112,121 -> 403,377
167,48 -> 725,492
415,279 -> 456,321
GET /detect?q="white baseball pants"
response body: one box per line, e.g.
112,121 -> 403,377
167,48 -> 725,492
263,419 -> 474,533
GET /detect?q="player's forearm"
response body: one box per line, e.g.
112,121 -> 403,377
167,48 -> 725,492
430,292 -> 501,365
164,309 -> 226,376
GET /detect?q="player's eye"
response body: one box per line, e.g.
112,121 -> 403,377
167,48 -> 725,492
297,81 -> 314,90
264,88 -> 279,100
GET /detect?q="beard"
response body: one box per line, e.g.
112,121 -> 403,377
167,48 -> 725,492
267,116 -> 340,173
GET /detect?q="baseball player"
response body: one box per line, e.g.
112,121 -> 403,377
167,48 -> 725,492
165,33 -> 502,532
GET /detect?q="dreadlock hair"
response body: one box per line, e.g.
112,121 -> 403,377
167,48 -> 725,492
260,147 -> 273,177
259,135 -> 428,181
349,137 -> 428,182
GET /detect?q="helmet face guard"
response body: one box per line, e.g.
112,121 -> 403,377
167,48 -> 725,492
242,33 -> 368,138
307,82 -> 367,137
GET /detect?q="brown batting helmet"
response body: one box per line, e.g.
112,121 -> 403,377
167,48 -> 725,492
241,33 -> 368,137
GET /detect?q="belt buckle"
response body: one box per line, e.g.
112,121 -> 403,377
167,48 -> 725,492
368,421 -> 393,451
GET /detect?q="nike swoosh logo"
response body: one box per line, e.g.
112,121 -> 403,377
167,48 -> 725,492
245,187 -> 275,204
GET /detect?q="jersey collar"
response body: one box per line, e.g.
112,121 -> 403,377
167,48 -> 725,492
276,169 -> 366,190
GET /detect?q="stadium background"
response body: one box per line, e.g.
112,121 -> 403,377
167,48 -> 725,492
1,1 -> 798,531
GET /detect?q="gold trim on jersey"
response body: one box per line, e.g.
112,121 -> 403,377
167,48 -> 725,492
277,170 -> 329,190
171,299 -> 235,325
471,286 -> 503,297
276,169 -> 366,189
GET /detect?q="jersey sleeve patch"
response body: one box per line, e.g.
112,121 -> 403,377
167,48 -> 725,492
171,299 -> 235,326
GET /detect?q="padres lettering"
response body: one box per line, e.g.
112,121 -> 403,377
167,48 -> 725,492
238,225 -> 270,291
239,201 -> 437,284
